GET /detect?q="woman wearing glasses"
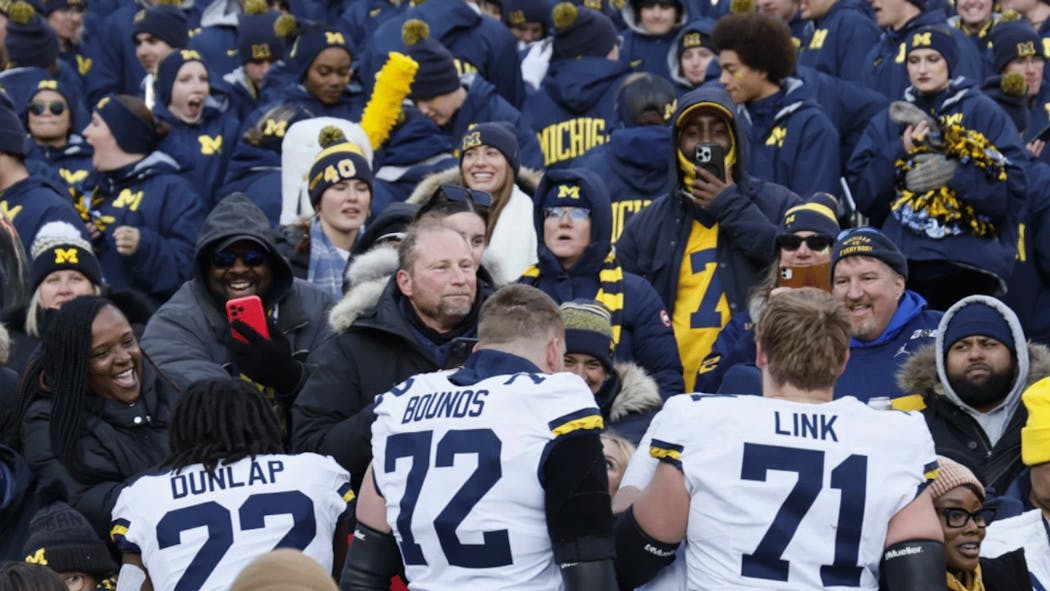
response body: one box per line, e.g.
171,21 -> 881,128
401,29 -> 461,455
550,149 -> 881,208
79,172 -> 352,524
23,77 -> 93,196
79,94 -> 205,308
408,122 -> 540,284
931,456 -> 1032,591
519,168 -> 685,398
695,193 -> 840,393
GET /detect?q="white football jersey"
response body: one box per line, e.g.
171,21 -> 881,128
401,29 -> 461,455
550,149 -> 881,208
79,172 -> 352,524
111,453 -> 353,591
640,394 -> 938,590
371,367 -> 603,591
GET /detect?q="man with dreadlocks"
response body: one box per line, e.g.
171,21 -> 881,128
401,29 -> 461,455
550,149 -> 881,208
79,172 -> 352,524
110,378 -> 354,591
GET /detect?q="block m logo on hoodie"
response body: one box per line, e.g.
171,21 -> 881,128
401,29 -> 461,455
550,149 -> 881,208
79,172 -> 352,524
808,29 -> 828,50
765,126 -> 787,148
0,201 -> 23,221
113,189 -> 143,212
199,135 -> 223,155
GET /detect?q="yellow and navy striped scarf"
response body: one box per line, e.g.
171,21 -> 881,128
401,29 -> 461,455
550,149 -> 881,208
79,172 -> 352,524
520,251 -> 625,344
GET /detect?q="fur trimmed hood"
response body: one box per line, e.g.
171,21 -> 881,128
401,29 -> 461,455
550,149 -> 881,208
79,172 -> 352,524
329,247 -> 399,333
406,165 -> 543,206
896,341 -> 1050,398
609,361 -> 662,422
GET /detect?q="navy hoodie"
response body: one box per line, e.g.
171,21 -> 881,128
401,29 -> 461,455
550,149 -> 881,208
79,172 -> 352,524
220,139 -> 283,227
861,9 -> 986,100
667,19 -> 718,95
521,169 -> 685,397
0,64 -> 85,120
154,99 -> 240,207
848,77 -> 1028,291
798,0 -> 880,82
742,77 -> 842,199
575,125 -> 673,241
84,151 -> 207,306
1004,159 -> 1050,346
618,2 -> 687,81
0,175 -> 87,254
523,56 -> 632,169
361,0 -> 525,108
24,134 -> 95,198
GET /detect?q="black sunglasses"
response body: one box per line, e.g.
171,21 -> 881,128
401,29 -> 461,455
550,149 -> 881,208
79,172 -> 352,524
940,507 -> 996,529
211,248 -> 267,269
776,233 -> 833,252
436,184 -> 493,208
28,101 -> 66,116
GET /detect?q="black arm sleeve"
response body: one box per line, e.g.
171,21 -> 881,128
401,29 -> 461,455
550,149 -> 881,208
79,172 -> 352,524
542,432 -> 616,564
613,506 -> 679,590
880,539 -> 945,591
339,522 -> 403,591
561,559 -> 619,591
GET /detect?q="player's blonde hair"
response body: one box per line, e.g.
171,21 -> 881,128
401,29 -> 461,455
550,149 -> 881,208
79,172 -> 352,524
755,287 -> 850,390
478,284 -> 564,347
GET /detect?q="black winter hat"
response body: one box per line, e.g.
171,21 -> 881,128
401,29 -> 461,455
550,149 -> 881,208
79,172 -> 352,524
459,122 -> 521,176
615,72 -> 676,127
551,2 -> 618,59
0,89 -> 26,156
352,202 -> 419,256
5,1 -> 59,69
942,298 -> 1016,356
781,192 -> 840,236
94,94 -> 159,155
21,488 -> 117,577
29,221 -> 103,291
831,227 -> 909,279
131,4 -> 188,49
990,22 -> 1044,73
403,19 -> 461,100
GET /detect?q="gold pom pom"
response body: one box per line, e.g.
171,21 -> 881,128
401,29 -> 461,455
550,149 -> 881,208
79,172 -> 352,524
8,1 -> 35,25
401,19 -> 430,47
552,2 -> 577,29
274,13 -> 297,39
999,9 -> 1021,22
730,0 -> 755,13
361,52 -> 419,150
318,125 -> 346,148
243,0 -> 266,16
1002,71 -> 1027,96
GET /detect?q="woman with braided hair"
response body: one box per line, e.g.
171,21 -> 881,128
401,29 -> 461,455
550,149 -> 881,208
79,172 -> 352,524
847,25 -> 1028,311
13,295 -> 176,542
111,378 -> 353,591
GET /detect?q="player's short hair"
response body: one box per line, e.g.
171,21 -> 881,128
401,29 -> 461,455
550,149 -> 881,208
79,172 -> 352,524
755,287 -> 850,390
711,13 -> 797,84
0,562 -> 66,591
164,378 -> 284,475
397,218 -> 464,273
478,284 -> 565,346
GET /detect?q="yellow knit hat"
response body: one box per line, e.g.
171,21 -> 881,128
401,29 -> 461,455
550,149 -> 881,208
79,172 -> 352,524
1022,377 -> 1050,466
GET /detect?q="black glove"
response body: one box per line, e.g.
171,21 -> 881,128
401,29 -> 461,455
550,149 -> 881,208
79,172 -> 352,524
228,319 -> 303,394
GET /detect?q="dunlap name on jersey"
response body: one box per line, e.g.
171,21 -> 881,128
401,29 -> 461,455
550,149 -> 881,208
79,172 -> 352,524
170,459 -> 286,499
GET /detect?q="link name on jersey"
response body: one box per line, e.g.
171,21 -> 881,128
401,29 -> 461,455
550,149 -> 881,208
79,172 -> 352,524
774,411 -> 839,442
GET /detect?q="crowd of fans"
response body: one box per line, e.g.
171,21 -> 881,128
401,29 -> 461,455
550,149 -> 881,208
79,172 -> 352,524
0,0 -> 1048,587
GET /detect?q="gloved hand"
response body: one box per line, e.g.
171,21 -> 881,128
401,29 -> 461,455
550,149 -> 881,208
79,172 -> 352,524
890,101 -> 944,150
905,153 -> 958,193
228,319 -> 303,394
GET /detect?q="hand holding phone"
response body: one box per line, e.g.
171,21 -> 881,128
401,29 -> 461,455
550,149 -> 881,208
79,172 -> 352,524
694,143 -> 726,182
226,295 -> 270,343
777,262 -> 832,292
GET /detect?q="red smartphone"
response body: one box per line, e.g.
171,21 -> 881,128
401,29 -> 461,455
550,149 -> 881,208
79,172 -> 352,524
226,295 -> 270,343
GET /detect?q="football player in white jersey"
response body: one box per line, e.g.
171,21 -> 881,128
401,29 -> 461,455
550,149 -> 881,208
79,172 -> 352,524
111,378 -> 354,591
342,284 -> 617,590
614,288 -> 946,590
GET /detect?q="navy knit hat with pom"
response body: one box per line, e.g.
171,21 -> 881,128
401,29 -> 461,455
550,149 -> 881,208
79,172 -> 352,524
238,0 -> 284,64
551,2 -> 618,60
131,4 -> 188,49
307,126 -> 373,207
5,1 -> 59,69
276,14 -> 351,82
990,22 -> 1044,73
403,19 -> 461,100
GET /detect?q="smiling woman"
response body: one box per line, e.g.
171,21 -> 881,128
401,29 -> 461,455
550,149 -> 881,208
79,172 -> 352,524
9,296 -> 176,541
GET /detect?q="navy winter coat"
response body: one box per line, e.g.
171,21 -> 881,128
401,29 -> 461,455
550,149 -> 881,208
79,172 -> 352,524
618,3 -> 686,81
155,101 -> 240,207
797,0 -> 880,82
0,175 -> 86,254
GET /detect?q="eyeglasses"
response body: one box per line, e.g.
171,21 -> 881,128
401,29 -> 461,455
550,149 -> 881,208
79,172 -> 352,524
28,101 -> 66,116
940,507 -> 996,529
777,233 -> 833,252
544,206 -> 590,221
210,248 -> 268,268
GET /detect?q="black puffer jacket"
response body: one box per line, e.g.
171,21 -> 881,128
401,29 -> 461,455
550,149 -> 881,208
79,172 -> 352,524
292,248 -> 486,491
19,361 -> 175,540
